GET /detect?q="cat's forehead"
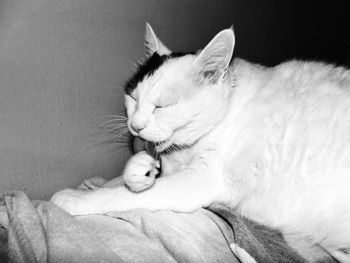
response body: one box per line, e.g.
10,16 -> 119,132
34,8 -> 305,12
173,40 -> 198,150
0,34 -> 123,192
124,52 -> 196,96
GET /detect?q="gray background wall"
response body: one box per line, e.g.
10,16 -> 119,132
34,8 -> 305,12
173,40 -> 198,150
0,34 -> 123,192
0,0 -> 348,200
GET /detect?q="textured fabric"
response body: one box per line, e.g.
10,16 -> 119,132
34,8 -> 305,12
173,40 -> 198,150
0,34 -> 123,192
210,209 -> 308,263
210,209 -> 338,263
0,191 -> 236,263
0,186 -> 329,263
0,191 -> 119,263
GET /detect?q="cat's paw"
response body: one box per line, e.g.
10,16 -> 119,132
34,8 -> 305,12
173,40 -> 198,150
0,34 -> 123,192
51,189 -> 99,215
123,151 -> 160,192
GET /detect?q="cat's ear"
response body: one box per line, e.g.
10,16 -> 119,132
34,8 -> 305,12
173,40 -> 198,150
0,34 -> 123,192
194,27 -> 235,83
145,23 -> 171,56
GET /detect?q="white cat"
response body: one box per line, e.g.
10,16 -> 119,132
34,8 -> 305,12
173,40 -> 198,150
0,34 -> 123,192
51,24 -> 350,262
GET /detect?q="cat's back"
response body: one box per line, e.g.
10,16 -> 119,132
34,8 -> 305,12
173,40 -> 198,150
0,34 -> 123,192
270,60 -> 350,96
250,59 -> 350,128
231,59 -> 350,110
256,60 -> 350,166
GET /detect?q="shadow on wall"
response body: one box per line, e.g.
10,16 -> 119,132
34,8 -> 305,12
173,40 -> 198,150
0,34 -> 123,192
0,0 -> 349,200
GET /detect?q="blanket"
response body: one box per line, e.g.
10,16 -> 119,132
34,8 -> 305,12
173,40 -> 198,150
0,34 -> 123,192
0,191 -> 235,263
0,186 -> 315,263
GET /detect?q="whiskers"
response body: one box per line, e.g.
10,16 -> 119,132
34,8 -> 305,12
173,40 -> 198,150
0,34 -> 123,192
99,114 -> 131,144
154,139 -> 188,164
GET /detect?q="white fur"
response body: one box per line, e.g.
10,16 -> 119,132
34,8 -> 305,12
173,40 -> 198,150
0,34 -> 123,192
52,25 -> 350,262
122,151 -> 159,192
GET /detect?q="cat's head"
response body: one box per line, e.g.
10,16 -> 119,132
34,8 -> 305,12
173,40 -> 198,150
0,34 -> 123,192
124,24 -> 235,153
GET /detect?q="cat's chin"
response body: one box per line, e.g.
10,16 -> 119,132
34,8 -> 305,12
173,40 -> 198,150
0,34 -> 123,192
134,133 -> 172,152
137,132 -> 173,148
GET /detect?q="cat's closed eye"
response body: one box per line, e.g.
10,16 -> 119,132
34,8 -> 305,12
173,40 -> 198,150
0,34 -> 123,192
154,102 -> 176,109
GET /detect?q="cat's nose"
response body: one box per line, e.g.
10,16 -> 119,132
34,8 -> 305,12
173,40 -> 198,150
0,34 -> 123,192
131,122 -> 145,133
131,112 -> 148,133
131,124 -> 143,133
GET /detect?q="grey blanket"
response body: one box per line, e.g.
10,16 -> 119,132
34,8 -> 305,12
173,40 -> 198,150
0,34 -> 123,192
0,190 -> 311,263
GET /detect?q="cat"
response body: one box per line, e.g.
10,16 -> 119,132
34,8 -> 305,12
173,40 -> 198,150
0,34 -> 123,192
51,23 -> 350,262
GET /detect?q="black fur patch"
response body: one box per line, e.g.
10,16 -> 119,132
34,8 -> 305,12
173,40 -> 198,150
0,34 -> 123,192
124,52 -> 195,95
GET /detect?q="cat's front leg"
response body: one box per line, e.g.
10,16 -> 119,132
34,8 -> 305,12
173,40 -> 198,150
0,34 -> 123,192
51,153 -> 225,215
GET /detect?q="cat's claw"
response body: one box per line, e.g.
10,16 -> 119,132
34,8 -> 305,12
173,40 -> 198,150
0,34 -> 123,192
123,151 -> 160,192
